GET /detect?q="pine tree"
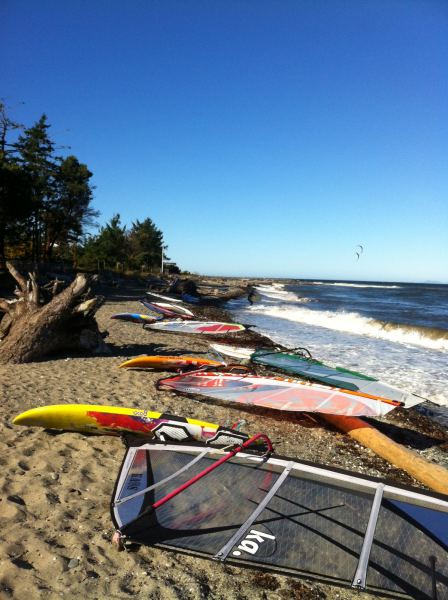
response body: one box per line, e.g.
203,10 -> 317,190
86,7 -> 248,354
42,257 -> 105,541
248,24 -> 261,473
2,106 -> 98,266
128,217 -> 165,271
0,103 -> 32,266
44,155 -> 99,262
79,214 -> 128,270
15,114 -> 56,263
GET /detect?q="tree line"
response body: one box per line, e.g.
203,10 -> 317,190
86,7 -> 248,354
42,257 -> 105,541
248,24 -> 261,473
80,213 -> 175,273
0,103 -> 174,274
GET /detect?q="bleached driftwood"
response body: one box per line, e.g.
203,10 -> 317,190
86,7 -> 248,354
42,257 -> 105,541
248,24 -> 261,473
0,262 -> 109,364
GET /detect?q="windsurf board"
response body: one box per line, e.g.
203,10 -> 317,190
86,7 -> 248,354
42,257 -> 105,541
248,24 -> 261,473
210,343 -> 254,360
140,299 -> 193,320
12,404 -> 247,445
111,313 -> 161,324
150,301 -> 195,318
146,291 -> 183,303
119,355 -> 225,370
146,321 -> 245,334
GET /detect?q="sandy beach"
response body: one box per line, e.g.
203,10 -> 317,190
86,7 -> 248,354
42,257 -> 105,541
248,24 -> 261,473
1,278 -> 447,600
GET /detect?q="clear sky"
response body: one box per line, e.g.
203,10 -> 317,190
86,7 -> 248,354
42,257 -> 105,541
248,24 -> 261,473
2,0 -> 447,282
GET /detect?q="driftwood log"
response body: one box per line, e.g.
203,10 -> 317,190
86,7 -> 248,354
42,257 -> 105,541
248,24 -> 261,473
0,262 -> 109,364
322,414 -> 448,494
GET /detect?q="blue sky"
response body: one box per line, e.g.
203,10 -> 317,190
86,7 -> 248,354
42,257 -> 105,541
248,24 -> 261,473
2,0 -> 447,282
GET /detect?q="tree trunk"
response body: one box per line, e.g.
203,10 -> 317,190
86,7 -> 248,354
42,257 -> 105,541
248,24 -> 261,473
0,230 -> 5,270
0,262 -> 109,363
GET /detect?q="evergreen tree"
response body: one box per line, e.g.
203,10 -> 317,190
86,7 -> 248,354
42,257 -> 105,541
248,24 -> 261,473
78,215 -> 171,274
44,155 -> 99,261
0,102 -> 32,265
0,161 -> 32,266
0,101 -> 22,160
78,214 -> 128,270
128,218 -> 164,271
15,114 -> 56,262
2,106 -> 172,273
1,105 -> 98,266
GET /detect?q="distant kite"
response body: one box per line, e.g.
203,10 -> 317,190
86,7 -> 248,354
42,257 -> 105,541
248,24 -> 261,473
355,244 -> 364,261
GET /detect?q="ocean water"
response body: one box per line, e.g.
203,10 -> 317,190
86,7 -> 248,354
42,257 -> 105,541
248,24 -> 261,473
226,280 -> 448,425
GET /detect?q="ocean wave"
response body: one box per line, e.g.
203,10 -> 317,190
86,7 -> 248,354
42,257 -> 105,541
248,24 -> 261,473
255,283 -> 288,294
255,284 -> 300,302
249,305 -> 448,351
309,282 -> 401,289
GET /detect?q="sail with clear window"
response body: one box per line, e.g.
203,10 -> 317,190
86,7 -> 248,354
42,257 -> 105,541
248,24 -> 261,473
111,440 -> 448,599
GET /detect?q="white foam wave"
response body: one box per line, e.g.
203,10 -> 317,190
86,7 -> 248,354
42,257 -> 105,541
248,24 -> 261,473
256,283 -> 285,289
309,282 -> 401,289
255,283 -> 288,294
249,305 -> 448,351
255,284 -> 299,302
429,392 -> 448,408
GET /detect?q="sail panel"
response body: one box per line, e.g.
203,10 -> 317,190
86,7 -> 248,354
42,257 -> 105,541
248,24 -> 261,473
158,372 -> 400,417
252,350 -> 423,407
111,443 -> 448,598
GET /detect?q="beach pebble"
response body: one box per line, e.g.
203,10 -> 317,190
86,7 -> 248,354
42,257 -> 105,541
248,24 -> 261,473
7,494 -> 26,506
67,558 -> 80,569
86,570 -> 99,579
10,557 -> 33,570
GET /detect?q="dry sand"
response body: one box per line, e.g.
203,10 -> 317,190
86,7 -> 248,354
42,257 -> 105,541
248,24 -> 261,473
1,281 -> 447,599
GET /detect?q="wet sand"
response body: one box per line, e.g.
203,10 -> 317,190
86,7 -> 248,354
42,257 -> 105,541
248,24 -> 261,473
0,279 -> 446,599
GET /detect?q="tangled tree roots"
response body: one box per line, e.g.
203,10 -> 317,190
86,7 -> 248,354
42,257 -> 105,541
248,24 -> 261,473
0,262 -> 109,364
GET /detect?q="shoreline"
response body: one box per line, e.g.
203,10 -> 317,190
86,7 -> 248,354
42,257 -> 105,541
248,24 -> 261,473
0,276 -> 447,599
189,276 -> 448,443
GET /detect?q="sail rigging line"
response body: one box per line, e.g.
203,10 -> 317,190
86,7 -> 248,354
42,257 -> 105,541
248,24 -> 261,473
430,556 -> 438,600
114,449 -> 209,507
